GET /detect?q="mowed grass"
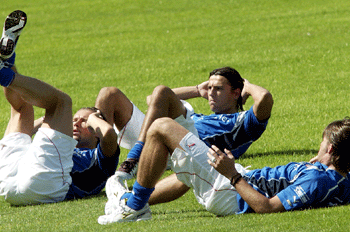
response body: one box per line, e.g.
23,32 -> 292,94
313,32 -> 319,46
1,0 -> 350,231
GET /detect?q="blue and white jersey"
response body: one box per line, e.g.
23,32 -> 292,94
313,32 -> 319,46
191,106 -> 268,158
236,162 -> 350,214
65,144 -> 119,200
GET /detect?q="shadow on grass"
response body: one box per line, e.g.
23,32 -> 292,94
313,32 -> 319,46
68,191 -> 108,202
152,208 -> 217,220
153,208 -> 208,215
4,191 -> 108,209
242,149 -> 318,159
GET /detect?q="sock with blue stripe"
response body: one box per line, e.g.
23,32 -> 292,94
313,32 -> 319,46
124,181 -> 154,210
0,53 -> 16,87
4,53 -> 16,69
0,64 -> 15,87
126,141 -> 144,160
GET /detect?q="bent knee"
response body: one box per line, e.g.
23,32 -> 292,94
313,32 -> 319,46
98,87 -> 123,99
54,93 -> 72,112
151,85 -> 173,98
149,118 -> 175,134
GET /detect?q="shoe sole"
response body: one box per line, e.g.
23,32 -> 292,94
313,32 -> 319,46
134,211 -> 152,222
0,10 -> 27,59
120,210 -> 152,223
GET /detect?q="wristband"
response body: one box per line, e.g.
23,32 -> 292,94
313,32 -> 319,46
230,173 -> 242,186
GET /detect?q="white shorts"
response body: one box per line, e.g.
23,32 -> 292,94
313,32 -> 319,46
0,128 -> 77,205
113,104 -> 145,149
114,100 -> 198,149
170,132 -> 249,216
174,100 -> 198,137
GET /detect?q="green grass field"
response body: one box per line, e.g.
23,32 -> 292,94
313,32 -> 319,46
1,0 -> 350,231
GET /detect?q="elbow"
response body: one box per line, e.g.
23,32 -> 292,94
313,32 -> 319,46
254,208 -> 271,214
253,204 -> 275,214
101,128 -> 119,152
252,201 -> 284,214
261,91 -> 274,108
104,127 -> 118,141
99,126 -> 118,146
255,91 -> 273,121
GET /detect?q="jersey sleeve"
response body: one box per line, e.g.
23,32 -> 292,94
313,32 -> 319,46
71,147 -> 97,172
95,143 -> 120,177
243,106 -> 268,141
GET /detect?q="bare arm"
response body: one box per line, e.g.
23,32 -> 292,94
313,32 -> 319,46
172,80 -> 209,100
242,79 -> 273,121
86,111 -> 119,158
32,116 -> 45,135
147,81 -> 209,105
207,145 -> 285,214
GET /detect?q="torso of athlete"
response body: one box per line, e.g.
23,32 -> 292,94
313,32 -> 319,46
236,161 -> 350,213
191,106 -> 268,158
65,144 -> 120,200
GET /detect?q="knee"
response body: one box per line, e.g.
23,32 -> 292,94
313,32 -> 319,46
96,87 -> 127,112
56,92 -> 72,111
151,85 -> 173,101
98,87 -> 123,100
148,117 -> 174,137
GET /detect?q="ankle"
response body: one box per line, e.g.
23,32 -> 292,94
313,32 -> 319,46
126,141 -> 144,160
126,181 -> 154,210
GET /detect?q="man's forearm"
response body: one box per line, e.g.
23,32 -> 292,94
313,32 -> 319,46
244,81 -> 273,121
171,86 -> 200,100
233,177 -> 285,214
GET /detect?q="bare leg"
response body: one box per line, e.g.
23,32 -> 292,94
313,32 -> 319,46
98,118 -> 191,224
137,85 -> 186,142
149,173 -> 190,205
137,118 -> 189,188
94,87 -> 133,130
6,73 -> 72,136
114,85 -> 188,179
3,87 -> 34,136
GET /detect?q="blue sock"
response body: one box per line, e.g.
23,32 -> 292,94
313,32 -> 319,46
126,141 -> 144,160
121,192 -> 133,200
0,53 -> 16,87
5,53 -> 16,69
126,181 -> 154,210
0,66 -> 15,87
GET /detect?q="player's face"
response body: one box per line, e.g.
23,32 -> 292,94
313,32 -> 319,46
208,75 -> 239,114
73,109 -> 96,147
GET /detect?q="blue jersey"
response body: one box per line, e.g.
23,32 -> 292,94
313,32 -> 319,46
191,106 -> 268,158
236,162 -> 350,214
65,144 -> 120,200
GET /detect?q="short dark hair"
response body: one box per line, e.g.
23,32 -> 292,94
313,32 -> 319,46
209,67 -> 244,111
323,117 -> 350,173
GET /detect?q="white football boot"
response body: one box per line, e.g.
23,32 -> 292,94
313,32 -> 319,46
98,199 -> 152,224
104,174 -> 129,215
0,10 -> 27,60
99,175 -> 152,224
